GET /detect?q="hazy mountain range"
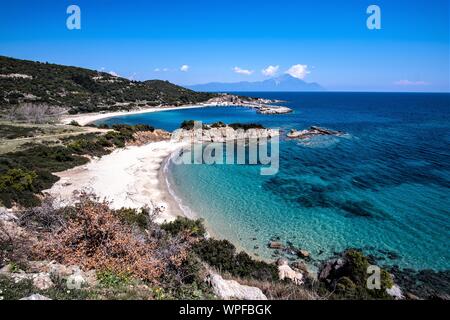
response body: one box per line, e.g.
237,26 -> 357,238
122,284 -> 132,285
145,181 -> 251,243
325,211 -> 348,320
187,74 -> 324,92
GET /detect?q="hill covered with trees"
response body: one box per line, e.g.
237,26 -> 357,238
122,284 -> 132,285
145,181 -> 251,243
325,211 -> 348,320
0,56 -> 215,114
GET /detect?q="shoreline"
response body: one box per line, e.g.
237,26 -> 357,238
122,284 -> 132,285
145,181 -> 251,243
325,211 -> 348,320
61,104 -> 212,126
45,140 -> 187,224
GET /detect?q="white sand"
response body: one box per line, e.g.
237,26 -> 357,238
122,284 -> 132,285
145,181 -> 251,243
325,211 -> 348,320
45,141 -> 187,223
61,105 -> 210,126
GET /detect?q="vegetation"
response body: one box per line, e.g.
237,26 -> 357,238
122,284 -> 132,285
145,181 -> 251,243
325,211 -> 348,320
180,120 -> 265,131
161,217 -> 206,237
34,193 -> 195,283
228,123 -> 265,130
0,124 -> 45,139
194,238 -> 278,282
0,124 -> 154,208
0,56 -> 216,114
319,249 -> 395,300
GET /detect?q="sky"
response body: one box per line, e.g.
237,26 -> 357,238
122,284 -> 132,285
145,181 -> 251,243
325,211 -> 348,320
0,0 -> 449,92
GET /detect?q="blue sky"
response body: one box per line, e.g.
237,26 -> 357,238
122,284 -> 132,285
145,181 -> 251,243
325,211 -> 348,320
0,0 -> 449,92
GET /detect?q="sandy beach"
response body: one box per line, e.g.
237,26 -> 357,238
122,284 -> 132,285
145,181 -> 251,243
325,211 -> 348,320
46,140 -> 187,223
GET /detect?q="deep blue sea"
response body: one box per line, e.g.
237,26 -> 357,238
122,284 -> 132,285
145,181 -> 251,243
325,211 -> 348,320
99,92 -> 450,271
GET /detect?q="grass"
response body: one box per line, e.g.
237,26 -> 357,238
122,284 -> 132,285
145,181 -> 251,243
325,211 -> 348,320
0,121 -> 90,155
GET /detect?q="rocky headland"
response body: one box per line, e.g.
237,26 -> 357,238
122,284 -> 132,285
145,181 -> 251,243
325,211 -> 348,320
171,121 -> 279,143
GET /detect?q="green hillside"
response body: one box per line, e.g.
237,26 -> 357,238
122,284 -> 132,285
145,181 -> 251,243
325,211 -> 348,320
0,56 -> 215,114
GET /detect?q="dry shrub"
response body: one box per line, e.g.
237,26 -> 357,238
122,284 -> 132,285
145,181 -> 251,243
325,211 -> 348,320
0,219 -> 34,267
18,195 -> 68,232
34,193 -> 193,283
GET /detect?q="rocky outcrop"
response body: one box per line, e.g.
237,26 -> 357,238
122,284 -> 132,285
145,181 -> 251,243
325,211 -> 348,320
205,94 -> 292,114
129,129 -> 171,145
386,284 -> 404,300
277,259 -> 304,285
0,261 -> 97,291
207,273 -> 267,300
257,106 -> 292,114
287,126 -> 345,139
171,126 -> 279,143
32,273 -> 54,290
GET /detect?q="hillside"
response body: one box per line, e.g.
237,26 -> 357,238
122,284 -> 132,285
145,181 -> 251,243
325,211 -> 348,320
0,56 -> 215,114
187,74 -> 324,92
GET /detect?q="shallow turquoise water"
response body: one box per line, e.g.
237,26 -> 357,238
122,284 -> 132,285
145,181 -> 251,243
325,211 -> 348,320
100,92 -> 450,271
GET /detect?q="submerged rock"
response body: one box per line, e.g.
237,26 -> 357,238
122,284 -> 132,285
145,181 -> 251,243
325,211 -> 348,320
297,250 -> 310,259
268,241 -> 283,249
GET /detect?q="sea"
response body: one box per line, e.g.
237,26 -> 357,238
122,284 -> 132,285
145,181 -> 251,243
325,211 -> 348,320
98,92 -> 450,271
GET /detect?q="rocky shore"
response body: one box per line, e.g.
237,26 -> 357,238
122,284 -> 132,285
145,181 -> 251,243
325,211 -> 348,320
171,122 -> 279,143
287,126 -> 345,139
206,94 -> 293,114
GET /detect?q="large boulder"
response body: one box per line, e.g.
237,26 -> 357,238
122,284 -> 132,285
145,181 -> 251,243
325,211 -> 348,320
207,273 -> 267,300
277,260 -> 304,285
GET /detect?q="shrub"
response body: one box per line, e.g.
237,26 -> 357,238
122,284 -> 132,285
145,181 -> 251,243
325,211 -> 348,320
0,168 -> 37,193
35,193 -> 194,283
114,207 -> 150,230
69,120 -> 81,126
97,270 -> 131,288
180,120 -> 196,130
161,217 -> 206,237
228,123 -> 265,130
210,121 -> 226,128
319,249 -> 394,300
194,238 -> 278,282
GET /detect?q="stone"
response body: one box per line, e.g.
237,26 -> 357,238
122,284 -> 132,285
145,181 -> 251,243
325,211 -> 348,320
276,258 -> 288,266
48,262 -> 97,287
287,126 -> 345,139
298,249 -> 310,258
291,261 -> 309,275
278,260 -> 304,285
32,273 -> 54,290
405,292 -> 420,300
268,241 -> 283,249
207,273 -> 267,300
20,294 -> 52,300
386,284 -> 404,300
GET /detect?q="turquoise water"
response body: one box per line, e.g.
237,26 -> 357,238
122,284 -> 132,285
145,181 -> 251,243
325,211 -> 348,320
100,92 -> 450,271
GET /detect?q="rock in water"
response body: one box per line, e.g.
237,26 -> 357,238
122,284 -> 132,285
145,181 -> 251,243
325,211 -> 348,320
268,241 -> 284,249
207,273 -> 267,300
287,126 -> 345,139
298,249 -> 310,258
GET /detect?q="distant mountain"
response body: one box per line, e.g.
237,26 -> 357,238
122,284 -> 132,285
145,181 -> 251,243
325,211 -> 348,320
0,56 -> 216,114
187,74 -> 324,92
